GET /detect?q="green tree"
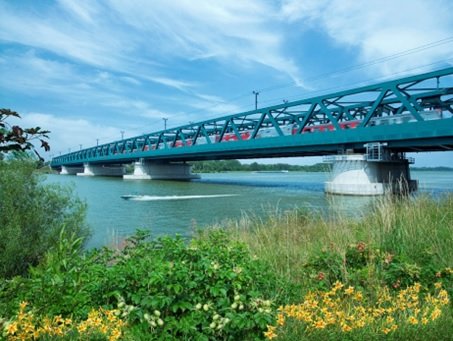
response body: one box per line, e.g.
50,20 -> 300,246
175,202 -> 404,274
0,111 -> 87,278
0,160 -> 90,278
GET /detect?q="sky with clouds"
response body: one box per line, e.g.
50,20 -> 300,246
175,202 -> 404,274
1,0 -> 453,166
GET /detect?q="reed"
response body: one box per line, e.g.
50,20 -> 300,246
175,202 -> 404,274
219,194 -> 453,300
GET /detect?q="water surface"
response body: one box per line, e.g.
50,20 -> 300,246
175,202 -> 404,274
46,170 -> 453,248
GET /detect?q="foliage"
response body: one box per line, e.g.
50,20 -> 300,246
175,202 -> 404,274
264,281 -> 451,340
0,108 -> 50,160
1,193 -> 452,339
1,230 -> 277,340
226,194 -> 453,300
191,160 -> 330,173
0,160 -> 89,278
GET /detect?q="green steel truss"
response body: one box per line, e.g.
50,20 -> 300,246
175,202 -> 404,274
51,67 -> 453,167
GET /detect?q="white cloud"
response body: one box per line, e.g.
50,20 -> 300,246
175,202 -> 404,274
16,113 -> 122,158
280,0 -> 453,76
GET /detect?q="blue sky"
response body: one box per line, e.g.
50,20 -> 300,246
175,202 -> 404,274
1,0 -> 453,166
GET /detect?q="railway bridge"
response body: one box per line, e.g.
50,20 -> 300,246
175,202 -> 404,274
51,67 -> 453,195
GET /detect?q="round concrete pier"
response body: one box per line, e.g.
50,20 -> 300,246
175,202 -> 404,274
324,154 -> 416,196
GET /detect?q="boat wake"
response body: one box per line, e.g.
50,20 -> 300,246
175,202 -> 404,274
121,194 -> 239,201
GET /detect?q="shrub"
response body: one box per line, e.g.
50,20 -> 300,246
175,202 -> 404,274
1,230 -> 277,340
0,160 -> 89,278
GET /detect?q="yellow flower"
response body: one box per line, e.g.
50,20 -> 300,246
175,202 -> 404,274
341,323 -> 352,332
313,319 -> 327,329
332,281 -> 344,292
6,322 -> 18,335
264,325 -> 277,339
421,317 -> 429,325
344,286 -> 354,295
408,316 -> 418,325
353,292 -> 363,301
431,307 -> 442,321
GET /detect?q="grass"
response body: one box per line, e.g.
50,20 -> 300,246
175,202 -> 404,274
212,193 -> 453,339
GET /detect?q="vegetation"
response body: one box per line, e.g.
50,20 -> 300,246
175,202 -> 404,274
0,160 -> 90,278
1,231 -> 277,340
1,194 -> 452,340
411,166 -> 453,171
0,108 -> 50,160
220,194 -> 453,340
0,110 -> 451,339
191,160 -> 330,173
0,111 -> 88,279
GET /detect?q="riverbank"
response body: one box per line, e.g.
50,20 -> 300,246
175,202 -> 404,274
1,194 -> 452,340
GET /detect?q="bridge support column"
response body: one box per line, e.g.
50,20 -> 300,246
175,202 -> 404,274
124,160 -> 200,180
60,166 -> 84,175
77,163 -> 125,177
324,144 -> 417,196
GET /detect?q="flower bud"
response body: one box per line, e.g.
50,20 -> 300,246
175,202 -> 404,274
231,302 -> 238,309
203,304 -> 209,311
157,318 -> 164,326
195,303 -> 202,310
154,310 -> 161,317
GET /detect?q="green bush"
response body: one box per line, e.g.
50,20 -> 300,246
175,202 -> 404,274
1,230 -> 277,340
0,160 -> 89,278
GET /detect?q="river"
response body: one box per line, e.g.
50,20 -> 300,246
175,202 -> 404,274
46,171 -> 453,249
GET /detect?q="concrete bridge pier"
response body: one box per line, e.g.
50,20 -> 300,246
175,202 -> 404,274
324,143 -> 418,196
60,165 -> 84,175
77,163 -> 125,177
124,160 -> 200,180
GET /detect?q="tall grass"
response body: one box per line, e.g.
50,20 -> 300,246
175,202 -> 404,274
218,194 -> 453,300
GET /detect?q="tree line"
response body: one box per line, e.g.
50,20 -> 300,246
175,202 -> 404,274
191,159 -> 331,173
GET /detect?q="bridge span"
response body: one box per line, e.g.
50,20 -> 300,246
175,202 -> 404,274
51,67 -> 453,195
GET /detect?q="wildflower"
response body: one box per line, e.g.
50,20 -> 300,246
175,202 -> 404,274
431,307 -> 442,321
313,319 -> 327,329
341,323 -> 352,332
434,282 -> 442,289
332,281 -> 344,292
344,286 -> 354,295
408,316 -> 418,325
435,271 -> 442,278
264,325 -> 277,339
356,241 -> 366,252
421,317 -> 429,325
19,301 -> 28,310
6,322 -> 18,335
317,272 -> 325,280
353,292 -> 363,301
